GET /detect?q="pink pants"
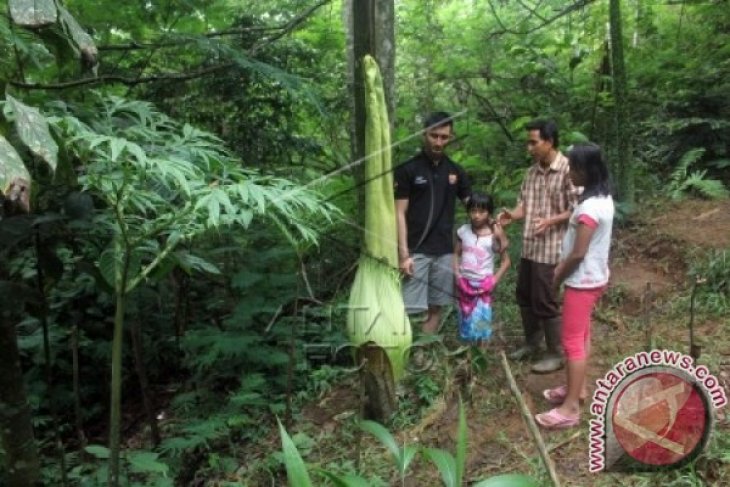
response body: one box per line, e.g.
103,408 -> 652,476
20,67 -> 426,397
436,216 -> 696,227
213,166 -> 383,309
562,285 -> 606,360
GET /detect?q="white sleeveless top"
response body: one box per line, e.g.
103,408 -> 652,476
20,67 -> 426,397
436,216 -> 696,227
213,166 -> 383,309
457,224 -> 495,280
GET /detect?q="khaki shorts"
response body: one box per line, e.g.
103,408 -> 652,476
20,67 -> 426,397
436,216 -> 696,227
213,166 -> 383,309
402,253 -> 455,314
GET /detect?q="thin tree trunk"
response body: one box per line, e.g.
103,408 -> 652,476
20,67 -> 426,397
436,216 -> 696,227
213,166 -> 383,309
35,236 -> 68,485
71,320 -> 88,451
108,288 -> 126,487
0,311 -> 41,487
609,0 -> 633,205
129,317 -> 161,446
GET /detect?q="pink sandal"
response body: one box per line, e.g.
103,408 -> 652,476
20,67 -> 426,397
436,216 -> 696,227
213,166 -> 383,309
535,408 -> 579,430
542,385 -> 586,405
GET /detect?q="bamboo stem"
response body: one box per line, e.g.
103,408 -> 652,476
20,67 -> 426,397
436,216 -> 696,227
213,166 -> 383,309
499,350 -> 561,487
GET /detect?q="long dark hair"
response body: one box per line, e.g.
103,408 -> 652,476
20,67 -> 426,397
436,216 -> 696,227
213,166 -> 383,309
567,143 -> 611,201
466,192 -> 494,214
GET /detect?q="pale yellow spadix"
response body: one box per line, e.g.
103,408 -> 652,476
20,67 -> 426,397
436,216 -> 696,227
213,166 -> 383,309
346,55 -> 412,380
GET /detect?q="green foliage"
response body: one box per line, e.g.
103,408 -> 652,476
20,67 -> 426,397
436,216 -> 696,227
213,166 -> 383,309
278,419 -> 314,487
277,402 -> 538,486
1,0 -> 729,484
471,474 -> 539,487
666,148 -> 729,200
689,250 -> 730,315
421,397 -> 467,487
359,420 -> 418,481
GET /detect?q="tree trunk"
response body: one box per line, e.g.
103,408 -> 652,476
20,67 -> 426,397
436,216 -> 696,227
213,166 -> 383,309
108,288 -> 126,487
346,0 -> 396,219
609,0 -> 634,205
71,320 -> 88,451
0,311 -> 41,487
129,317 -> 161,446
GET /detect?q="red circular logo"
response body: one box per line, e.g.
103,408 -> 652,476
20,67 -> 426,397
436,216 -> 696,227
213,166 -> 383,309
611,371 -> 709,466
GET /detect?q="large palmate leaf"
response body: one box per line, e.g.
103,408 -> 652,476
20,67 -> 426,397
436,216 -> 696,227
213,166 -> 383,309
9,0 -> 57,28
0,134 -> 30,194
6,95 -> 58,171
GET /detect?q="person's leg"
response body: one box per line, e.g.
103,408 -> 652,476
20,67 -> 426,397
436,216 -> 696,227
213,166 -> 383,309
402,254 -> 429,328
531,262 -> 563,373
511,259 -> 542,359
556,287 -> 602,416
425,253 -> 455,334
422,305 -> 442,334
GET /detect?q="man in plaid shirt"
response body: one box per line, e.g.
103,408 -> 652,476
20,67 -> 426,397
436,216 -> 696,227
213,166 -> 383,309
498,120 -> 579,373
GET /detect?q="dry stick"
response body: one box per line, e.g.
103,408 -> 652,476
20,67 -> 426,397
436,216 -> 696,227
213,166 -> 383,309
643,282 -> 654,351
499,350 -> 561,487
689,277 -> 706,360
547,430 -> 581,454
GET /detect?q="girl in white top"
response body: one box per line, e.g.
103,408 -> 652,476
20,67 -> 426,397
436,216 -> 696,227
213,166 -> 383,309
536,143 -> 614,429
453,193 -> 511,343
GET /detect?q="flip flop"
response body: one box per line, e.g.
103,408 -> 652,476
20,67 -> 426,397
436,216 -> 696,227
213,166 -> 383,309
542,385 -> 586,405
535,408 -> 580,430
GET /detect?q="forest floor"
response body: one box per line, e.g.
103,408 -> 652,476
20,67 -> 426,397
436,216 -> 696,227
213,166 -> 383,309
240,198 -> 730,487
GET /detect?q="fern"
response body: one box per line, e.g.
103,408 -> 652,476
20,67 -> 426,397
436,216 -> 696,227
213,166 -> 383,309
666,148 -> 728,200
684,171 -> 730,199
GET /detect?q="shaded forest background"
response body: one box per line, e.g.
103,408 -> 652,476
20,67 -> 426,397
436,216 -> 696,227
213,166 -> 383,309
0,0 -> 728,485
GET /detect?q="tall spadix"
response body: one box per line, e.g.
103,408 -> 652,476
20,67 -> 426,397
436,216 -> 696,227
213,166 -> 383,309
346,55 -> 412,381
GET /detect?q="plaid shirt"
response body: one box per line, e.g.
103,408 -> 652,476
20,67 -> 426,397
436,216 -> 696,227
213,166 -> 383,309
518,152 -> 578,264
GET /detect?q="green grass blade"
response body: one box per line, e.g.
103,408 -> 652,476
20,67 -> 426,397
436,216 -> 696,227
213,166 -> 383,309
317,469 -> 371,487
359,420 -> 400,464
400,444 -> 419,476
277,419 -> 313,487
422,447 -> 457,487
456,397 -> 467,486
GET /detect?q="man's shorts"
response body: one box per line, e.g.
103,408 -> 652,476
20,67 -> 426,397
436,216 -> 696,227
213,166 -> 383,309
402,253 -> 454,314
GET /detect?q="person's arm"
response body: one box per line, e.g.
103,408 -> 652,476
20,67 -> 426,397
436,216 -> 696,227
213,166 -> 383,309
553,222 -> 596,288
492,224 -> 511,285
457,165 -> 472,205
497,202 -> 525,226
453,239 -> 462,279
534,208 -> 572,236
395,198 -> 413,276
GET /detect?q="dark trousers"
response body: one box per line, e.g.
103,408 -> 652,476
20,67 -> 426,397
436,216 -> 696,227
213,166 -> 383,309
516,258 -> 561,351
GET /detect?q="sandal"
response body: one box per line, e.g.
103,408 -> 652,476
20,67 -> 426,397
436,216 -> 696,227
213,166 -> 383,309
542,385 -> 586,405
535,408 -> 580,430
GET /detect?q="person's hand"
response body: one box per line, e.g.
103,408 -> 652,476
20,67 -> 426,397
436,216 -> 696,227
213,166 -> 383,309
399,256 -> 414,276
482,275 -> 496,294
497,209 -> 513,226
533,217 -> 552,235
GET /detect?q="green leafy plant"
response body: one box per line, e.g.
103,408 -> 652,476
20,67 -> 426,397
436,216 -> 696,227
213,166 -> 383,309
359,420 -> 418,485
276,398 -> 538,486
51,94 -> 336,486
278,419 -> 314,487
665,148 -> 729,200
421,397 -> 467,487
